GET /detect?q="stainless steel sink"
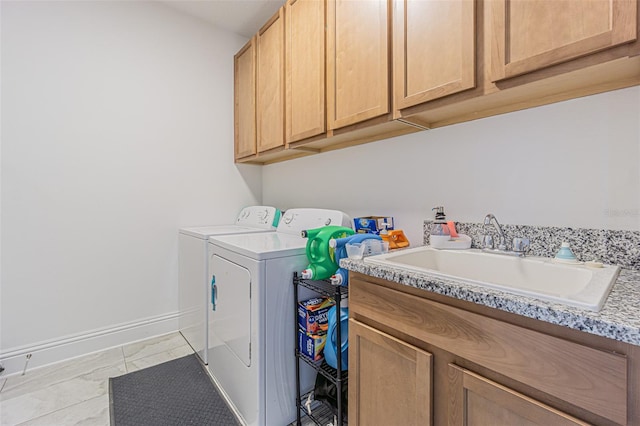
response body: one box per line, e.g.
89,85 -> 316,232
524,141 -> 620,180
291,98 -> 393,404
364,246 -> 620,311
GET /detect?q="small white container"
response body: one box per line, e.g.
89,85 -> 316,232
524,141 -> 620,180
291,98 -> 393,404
346,243 -> 366,259
363,239 -> 389,256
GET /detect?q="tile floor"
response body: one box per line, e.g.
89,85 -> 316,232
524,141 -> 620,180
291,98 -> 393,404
0,332 -> 194,426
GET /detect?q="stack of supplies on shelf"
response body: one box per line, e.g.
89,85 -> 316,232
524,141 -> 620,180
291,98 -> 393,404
353,216 -> 394,234
297,297 -> 335,361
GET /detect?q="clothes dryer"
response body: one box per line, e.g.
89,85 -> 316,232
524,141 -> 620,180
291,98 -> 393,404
178,206 -> 280,363
207,208 -> 351,426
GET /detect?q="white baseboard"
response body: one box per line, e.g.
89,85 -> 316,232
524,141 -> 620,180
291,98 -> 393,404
0,311 -> 179,377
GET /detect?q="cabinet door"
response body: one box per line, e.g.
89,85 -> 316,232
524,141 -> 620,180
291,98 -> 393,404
448,364 -> 590,425
257,8 -> 285,153
327,0 -> 390,130
393,0 -> 475,110
286,0 -> 326,143
234,38 -> 257,160
349,320 -> 432,426
491,0 -> 638,81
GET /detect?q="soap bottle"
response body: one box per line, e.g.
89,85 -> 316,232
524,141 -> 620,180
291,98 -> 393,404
429,206 -> 472,249
554,242 -> 578,263
430,206 -> 451,238
429,206 -> 453,248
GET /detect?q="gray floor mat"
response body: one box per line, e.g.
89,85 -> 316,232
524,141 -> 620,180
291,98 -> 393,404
109,354 -> 240,426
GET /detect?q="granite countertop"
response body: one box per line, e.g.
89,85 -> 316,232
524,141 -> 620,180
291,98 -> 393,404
341,256 -> 640,346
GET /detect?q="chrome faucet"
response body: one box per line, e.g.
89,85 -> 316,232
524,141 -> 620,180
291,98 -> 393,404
481,213 -> 530,257
483,213 -> 507,250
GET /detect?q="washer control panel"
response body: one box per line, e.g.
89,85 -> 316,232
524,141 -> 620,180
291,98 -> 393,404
276,208 -> 352,235
235,206 -> 280,229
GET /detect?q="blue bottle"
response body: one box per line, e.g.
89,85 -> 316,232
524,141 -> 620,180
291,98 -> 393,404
324,302 -> 349,371
330,233 -> 382,286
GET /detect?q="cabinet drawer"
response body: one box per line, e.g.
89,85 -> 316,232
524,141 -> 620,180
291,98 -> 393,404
448,364 -> 591,425
350,278 -> 628,424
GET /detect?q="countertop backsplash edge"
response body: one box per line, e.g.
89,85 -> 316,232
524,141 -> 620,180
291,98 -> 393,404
423,220 -> 640,271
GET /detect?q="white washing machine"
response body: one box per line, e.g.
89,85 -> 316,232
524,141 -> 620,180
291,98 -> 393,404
207,208 -> 352,426
178,206 -> 281,364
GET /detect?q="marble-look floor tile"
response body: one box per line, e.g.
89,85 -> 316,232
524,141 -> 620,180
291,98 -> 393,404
124,344 -> 194,374
0,333 -> 193,425
17,394 -> 110,426
0,364 -> 124,426
1,347 -> 124,401
122,332 -> 188,362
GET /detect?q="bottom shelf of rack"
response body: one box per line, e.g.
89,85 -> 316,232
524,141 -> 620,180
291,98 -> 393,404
296,390 -> 347,426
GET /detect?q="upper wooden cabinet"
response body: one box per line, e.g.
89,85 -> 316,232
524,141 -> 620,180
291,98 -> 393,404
285,0 -> 326,144
327,0 -> 391,130
490,0 -> 638,81
234,37 -> 257,160
393,0 -> 476,110
235,0 -> 639,164
396,0 -> 640,129
256,8 -> 286,153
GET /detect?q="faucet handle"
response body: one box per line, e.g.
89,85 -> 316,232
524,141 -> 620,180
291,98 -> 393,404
482,234 -> 494,249
512,237 -> 530,253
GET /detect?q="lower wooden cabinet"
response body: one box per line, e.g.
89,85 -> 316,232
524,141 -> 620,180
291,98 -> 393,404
448,364 -> 589,426
348,273 -> 638,425
349,320 -> 432,426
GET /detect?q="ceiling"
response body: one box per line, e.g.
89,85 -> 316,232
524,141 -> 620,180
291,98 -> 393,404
162,0 -> 283,38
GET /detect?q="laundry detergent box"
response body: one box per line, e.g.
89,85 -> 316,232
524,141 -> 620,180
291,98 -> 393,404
298,328 -> 327,362
354,216 -> 394,235
298,297 -> 335,334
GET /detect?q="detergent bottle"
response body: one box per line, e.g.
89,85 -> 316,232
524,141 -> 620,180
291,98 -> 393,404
329,233 -> 382,286
301,226 -> 354,280
380,222 -> 410,250
324,299 -> 349,371
386,229 -> 410,249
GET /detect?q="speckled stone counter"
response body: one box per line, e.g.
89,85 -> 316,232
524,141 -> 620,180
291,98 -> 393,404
340,222 -> 640,346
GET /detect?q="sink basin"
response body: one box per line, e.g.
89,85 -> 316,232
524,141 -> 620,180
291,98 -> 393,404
363,246 -> 620,312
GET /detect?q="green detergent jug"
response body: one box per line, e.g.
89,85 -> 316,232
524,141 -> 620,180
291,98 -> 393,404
301,226 -> 354,280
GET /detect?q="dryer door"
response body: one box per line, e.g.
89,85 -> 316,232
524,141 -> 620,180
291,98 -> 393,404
211,255 -> 252,366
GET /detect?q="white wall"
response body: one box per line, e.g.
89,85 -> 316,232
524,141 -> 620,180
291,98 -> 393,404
1,0 -> 639,376
1,1 -> 261,371
263,86 -> 640,246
